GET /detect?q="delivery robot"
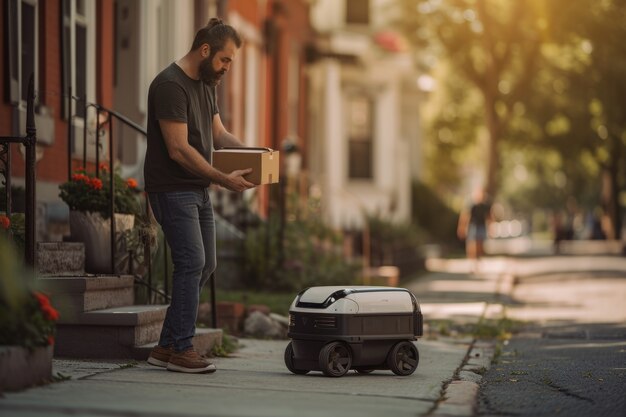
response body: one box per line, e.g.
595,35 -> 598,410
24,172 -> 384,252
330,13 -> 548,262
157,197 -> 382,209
284,286 -> 423,377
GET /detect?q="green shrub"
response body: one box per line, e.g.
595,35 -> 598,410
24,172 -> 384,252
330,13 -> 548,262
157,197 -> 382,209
0,236 -> 59,350
244,202 -> 359,292
411,181 -> 460,245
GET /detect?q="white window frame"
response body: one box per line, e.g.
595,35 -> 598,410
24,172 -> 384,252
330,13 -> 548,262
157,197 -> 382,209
67,0 -> 96,119
65,0 -> 100,159
7,0 -> 39,109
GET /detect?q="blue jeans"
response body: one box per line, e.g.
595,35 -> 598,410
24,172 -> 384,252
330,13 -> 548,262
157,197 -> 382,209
148,189 -> 216,352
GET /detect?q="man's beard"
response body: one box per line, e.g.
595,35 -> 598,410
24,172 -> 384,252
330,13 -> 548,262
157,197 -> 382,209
199,56 -> 225,87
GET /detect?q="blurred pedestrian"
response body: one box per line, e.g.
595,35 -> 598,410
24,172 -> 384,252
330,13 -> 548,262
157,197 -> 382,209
457,188 -> 493,271
144,18 -> 255,374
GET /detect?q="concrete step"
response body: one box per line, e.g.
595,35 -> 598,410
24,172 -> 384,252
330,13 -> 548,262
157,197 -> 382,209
54,305 -> 167,359
37,242 -> 85,275
54,305 -> 223,360
39,275 -> 135,319
132,328 -> 224,360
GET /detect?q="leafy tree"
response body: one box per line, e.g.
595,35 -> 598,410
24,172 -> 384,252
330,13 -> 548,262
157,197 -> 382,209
397,0 -> 547,196
540,0 -> 626,238
398,0 -> 626,237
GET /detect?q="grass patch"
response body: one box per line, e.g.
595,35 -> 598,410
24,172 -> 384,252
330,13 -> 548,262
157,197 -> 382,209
52,372 -> 72,382
118,361 -> 138,369
211,332 -> 239,358
201,289 -> 296,316
470,317 -> 525,340
510,370 -> 529,376
472,366 -> 487,376
426,316 -> 525,341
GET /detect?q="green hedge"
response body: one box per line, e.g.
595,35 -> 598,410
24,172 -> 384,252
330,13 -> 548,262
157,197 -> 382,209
411,181 -> 460,245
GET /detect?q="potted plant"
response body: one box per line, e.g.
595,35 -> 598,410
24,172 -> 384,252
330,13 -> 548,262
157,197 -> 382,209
0,234 -> 59,391
59,164 -> 142,273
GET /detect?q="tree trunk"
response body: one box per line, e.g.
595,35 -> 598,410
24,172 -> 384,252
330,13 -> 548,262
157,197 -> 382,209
484,95 -> 500,198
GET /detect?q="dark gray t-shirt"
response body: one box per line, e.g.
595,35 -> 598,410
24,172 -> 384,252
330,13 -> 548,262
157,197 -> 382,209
144,63 -> 219,192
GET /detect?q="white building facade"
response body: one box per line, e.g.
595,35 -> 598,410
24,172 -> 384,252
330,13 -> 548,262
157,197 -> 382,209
307,0 -> 422,229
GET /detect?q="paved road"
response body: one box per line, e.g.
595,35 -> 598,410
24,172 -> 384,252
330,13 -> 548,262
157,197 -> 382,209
478,269 -> 626,417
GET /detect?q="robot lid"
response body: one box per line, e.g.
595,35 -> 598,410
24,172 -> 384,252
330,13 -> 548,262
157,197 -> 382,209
291,286 -> 418,314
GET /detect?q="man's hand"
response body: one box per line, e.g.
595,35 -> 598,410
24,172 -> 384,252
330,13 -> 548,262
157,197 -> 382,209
221,168 -> 255,192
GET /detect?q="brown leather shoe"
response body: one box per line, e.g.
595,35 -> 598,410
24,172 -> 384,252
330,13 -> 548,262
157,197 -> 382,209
166,348 -> 216,374
147,345 -> 175,368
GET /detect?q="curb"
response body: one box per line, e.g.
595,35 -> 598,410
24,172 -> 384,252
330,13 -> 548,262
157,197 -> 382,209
429,340 -> 497,417
429,269 -> 513,417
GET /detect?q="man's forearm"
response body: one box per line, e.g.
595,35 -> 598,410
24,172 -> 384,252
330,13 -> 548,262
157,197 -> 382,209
215,131 -> 244,149
171,144 -> 230,186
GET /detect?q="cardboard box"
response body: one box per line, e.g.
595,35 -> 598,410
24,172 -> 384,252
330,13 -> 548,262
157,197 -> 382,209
212,147 -> 279,185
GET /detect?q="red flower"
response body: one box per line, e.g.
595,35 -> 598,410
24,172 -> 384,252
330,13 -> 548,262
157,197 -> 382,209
47,335 -> 55,345
99,162 -> 109,172
126,178 -> 138,189
34,291 -> 59,321
34,291 -> 50,308
90,178 -> 103,190
0,215 -> 10,229
42,305 -> 60,321
71,173 -> 89,183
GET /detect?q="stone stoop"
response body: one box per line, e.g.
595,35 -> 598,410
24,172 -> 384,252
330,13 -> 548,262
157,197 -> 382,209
37,242 -> 85,275
54,305 -> 223,360
54,305 -> 168,359
39,275 -> 135,318
37,253 -> 223,360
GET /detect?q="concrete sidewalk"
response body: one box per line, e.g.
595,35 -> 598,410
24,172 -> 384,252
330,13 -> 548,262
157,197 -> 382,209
0,258 -> 519,417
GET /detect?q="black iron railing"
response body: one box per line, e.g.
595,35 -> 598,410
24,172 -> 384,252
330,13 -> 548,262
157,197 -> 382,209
0,75 -> 37,269
67,93 -> 172,303
67,95 -> 222,326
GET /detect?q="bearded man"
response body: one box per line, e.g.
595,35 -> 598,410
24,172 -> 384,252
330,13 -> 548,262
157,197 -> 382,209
144,18 -> 255,374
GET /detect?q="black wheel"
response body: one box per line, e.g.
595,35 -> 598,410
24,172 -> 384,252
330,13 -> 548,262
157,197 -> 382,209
284,342 -> 309,375
355,369 -> 374,374
387,341 -> 419,376
318,341 -> 352,377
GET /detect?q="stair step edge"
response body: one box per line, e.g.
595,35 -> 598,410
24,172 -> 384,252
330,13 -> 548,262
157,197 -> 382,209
39,275 -> 135,292
59,305 -> 168,326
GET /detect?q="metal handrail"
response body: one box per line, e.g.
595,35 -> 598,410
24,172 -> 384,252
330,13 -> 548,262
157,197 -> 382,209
0,75 -> 37,269
65,95 -> 226,328
66,94 -> 174,305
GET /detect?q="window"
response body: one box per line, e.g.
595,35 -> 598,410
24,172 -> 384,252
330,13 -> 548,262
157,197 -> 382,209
347,95 -> 373,179
61,0 -> 95,119
4,0 -> 38,106
61,0 -> 99,159
346,0 -> 369,25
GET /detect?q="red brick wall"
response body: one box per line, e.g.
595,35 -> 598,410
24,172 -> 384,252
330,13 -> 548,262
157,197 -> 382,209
5,0 -> 116,183
35,0 -> 68,183
226,0 -> 312,217
270,1 -> 311,159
